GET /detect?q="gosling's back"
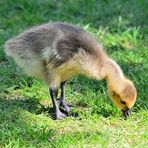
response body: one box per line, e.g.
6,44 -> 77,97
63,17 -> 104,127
4,22 -> 104,82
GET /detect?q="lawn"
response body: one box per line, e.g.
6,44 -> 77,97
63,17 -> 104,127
0,0 -> 148,147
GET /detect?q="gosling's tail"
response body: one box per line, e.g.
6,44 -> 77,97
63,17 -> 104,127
4,37 -> 21,57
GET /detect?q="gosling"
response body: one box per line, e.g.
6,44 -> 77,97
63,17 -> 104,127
4,22 -> 137,119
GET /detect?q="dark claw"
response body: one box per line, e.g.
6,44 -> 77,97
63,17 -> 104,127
122,109 -> 131,118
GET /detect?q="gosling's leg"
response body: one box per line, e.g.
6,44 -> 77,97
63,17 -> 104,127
58,81 -> 73,113
49,88 -> 67,119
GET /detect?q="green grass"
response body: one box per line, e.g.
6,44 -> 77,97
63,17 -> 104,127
0,0 -> 148,147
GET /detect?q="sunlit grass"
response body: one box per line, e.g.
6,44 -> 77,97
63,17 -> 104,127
0,0 -> 147,147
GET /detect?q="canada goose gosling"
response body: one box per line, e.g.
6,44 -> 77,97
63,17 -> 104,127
4,22 -> 137,119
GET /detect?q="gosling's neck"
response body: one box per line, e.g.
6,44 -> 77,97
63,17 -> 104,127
102,58 -> 125,93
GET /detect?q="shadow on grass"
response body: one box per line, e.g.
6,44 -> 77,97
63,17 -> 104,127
0,96 -> 54,116
0,94 -> 112,119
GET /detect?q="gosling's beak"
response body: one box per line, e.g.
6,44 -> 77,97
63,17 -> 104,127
122,109 -> 131,118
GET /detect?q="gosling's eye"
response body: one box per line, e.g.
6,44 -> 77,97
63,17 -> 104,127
120,100 -> 126,104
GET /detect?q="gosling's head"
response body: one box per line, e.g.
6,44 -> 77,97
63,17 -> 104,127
108,79 -> 137,117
